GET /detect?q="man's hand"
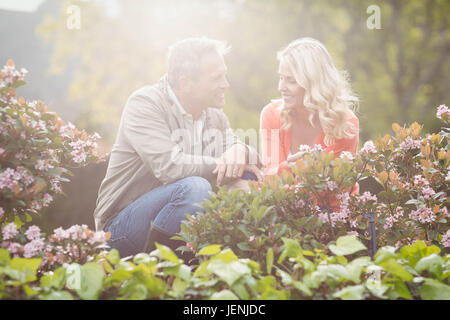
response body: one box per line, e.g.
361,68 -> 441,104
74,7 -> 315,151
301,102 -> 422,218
212,144 -> 249,185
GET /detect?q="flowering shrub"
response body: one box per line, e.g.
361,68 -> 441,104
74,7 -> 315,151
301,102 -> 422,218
0,223 -> 110,274
0,237 -> 448,300
0,60 -> 105,227
179,105 -> 449,270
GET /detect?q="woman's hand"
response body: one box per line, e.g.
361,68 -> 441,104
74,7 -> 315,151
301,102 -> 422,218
286,150 -> 307,164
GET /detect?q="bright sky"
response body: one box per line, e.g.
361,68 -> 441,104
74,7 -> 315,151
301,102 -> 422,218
0,0 -> 46,12
0,0 -> 120,16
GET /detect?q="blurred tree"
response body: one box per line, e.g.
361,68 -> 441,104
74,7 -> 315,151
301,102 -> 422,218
37,0 -> 449,144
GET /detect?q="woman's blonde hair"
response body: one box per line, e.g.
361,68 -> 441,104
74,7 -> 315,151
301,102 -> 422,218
277,37 -> 359,146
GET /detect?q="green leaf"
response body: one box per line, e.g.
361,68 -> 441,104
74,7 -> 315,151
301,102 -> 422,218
107,249 -> 120,265
14,216 -> 24,229
374,246 -> 397,264
0,248 -> 11,265
415,254 -> 443,278
333,285 -> 365,300
109,268 -> 133,282
292,281 -> 313,297
379,259 -> 413,282
74,263 -> 104,300
390,281 -> 412,300
210,289 -> 239,300
170,278 -> 187,297
207,260 -> 251,286
142,276 -> 166,298
40,267 -> 66,290
232,281 -> 250,299
346,257 -> 371,284
266,248 -> 274,274
198,244 -> 222,256
10,257 -> 42,282
237,242 -> 253,252
177,264 -> 191,282
39,291 -> 74,300
23,284 -> 40,296
419,278 -> 450,300
155,243 -> 180,264
278,238 -> 302,263
213,249 -> 239,263
329,235 -> 367,256
365,279 -> 388,299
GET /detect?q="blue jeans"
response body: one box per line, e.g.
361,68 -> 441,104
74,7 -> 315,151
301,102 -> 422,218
105,172 -> 257,257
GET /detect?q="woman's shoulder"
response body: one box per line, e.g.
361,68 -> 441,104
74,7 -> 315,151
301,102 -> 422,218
261,99 -> 283,117
260,100 -> 283,128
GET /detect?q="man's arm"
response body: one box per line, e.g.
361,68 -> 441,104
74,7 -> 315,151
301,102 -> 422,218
122,93 -> 217,184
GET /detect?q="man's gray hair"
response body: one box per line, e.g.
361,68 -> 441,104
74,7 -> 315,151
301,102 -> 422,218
167,37 -> 230,88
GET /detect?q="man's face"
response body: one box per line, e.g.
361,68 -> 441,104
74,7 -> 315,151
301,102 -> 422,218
190,51 -> 229,109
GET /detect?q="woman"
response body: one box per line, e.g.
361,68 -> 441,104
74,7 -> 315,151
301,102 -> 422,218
260,37 -> 359,176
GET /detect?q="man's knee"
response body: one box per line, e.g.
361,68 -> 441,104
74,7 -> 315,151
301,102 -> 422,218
178,176 -> 212,202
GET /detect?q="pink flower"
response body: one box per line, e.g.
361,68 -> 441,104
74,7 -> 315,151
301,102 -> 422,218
0,207 -> 4,218
318,212 -> 329,223
15,152 -> 26,160
312,144 -> 324,152
409,207 -> 436,224
361,140 -> 377,154
347,231 -> 358,236
349,219 -> 358,228
52,227 -> 69,241
0,147 -> 4,155
400,137 -> 421,151
383,215 -> 397,230
442,230 -> 450,247
326,181 -> 338,191
298,145 -> 311,153
2,222 -> 18,240
87,231 -> 109,245
248,235 -> 255,242
359,191 -> 377,203
23,238 -> 45,258
436,104 -> 449,120
8,242 -> 23,254
422,187 -> 436,200
42,193 -> 53,206
186,242 -> 193,251
25,225 -> 41,241
413,175 -> 429,186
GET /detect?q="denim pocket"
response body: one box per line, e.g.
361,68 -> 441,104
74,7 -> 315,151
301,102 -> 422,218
108,236 -> 138,258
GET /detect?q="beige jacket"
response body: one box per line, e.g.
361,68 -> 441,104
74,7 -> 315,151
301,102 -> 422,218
94,75 -> 259,231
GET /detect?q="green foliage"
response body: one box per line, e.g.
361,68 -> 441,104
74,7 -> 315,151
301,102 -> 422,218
0,238 -> 448,300
180,113 -> 449,273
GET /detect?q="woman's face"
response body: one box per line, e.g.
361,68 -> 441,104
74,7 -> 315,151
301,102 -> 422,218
278,58 -> 305,111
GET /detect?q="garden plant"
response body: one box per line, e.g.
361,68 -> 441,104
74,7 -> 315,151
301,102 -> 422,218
0,61 -> 449,300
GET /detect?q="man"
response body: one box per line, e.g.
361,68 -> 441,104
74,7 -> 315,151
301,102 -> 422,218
94,37 -> 262,259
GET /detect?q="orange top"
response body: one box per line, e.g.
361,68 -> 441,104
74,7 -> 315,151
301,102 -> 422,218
260,100 -> 359,175
260,100 -> 360,209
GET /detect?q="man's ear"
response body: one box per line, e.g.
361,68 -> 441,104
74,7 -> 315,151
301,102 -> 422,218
177,75 -> 192,93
